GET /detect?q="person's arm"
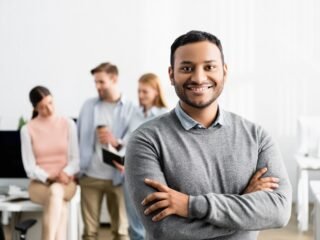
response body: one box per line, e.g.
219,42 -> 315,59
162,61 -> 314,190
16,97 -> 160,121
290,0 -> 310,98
242,167 -> 279,194
77,100 -> 94,176
62,119 -> 80,176
98,129 -> 123,151
125,130 -> 234,240
142,167 -> 280,221
187,128 -> 292,230
77,103 -> 86,175
142,128 -> 292,231
20,126 -> 49,183
116,103 -> 140,155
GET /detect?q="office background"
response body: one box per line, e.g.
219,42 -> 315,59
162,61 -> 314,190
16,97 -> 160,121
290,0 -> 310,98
1,0 -> 320,202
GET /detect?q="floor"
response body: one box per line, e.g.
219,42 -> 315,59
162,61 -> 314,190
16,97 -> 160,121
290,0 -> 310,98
258,210 -> 313,240
97,209 -> 313,240
4,206 -> 314,240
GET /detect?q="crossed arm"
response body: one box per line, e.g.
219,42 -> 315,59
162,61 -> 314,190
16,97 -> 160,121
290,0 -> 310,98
125,130 -> 292,239
142,167 -> 280,222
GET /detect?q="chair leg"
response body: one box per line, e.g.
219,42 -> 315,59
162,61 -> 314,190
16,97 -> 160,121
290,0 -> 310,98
297,169 -> 309,232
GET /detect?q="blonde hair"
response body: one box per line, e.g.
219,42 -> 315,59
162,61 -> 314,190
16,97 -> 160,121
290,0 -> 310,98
138,73 -> 167,108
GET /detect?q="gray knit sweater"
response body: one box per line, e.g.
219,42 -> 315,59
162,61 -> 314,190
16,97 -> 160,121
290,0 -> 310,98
125,110 -> 292,240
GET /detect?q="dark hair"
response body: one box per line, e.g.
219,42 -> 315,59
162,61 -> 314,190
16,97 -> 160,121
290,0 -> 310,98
90,62 -> 119,76
29,86 -> 51,119
170,30 -> 225,66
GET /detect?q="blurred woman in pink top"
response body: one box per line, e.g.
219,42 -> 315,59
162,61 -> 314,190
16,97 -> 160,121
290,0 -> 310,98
20,86 -> 79,240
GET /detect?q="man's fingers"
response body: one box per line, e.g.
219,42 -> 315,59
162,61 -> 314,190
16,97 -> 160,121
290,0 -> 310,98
259,177 -> 280,183
144,200 -> 169,215
144,178 -> 169,192
252,167 -> 268,181
142,192 -> 168,206
113,160 -> 125,173
98,136 -> 108,144
263,188 -> 274,192
151,208 -> 174,222
252,182 -> 279,191
261,182 -> 279,189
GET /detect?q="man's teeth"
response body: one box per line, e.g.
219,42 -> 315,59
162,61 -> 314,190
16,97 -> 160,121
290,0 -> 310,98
189,86 -> 212,92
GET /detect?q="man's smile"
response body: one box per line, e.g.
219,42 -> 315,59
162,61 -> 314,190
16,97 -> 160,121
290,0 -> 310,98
185,84 -> 213,93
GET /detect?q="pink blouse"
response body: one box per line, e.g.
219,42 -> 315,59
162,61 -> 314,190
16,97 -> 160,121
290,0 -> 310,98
27,116 -> 68,179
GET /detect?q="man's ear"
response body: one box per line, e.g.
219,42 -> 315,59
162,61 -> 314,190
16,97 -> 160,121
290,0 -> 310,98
168,66 -> 174,85
110,74 -> 118,83
223,64 -> 228,83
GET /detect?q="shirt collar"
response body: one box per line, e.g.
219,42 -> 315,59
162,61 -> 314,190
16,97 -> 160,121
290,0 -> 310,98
174,102 -> 225,130
117,94 -> 126,105
99,94 -> 126,106
143,106 -> 164,118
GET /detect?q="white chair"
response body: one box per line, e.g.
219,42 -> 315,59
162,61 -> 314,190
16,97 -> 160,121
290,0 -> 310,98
295,116 -> 320,232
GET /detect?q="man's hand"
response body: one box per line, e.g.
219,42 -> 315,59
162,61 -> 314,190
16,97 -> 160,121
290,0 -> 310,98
142,178 -> 189,222
113,160 -> 125,174
243,167 -> 279,194
97,128 -> 119,149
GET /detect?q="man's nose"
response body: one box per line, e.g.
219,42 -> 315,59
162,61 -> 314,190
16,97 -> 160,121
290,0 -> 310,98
191,68 -> 207,83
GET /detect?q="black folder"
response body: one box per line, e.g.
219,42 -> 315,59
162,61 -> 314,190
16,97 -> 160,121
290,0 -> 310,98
102,148 -> 125,168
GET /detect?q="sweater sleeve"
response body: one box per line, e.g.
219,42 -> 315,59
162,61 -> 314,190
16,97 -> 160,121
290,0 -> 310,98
20,125 -> 49,183
189,127 -> 292,230
63,118 -> 80,176
125,130 -> 234,240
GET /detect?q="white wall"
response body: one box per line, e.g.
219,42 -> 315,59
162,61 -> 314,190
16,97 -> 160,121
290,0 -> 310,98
1,0 -> 320,200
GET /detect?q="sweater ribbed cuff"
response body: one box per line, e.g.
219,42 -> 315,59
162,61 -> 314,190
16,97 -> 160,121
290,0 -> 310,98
188,195 -> 209,219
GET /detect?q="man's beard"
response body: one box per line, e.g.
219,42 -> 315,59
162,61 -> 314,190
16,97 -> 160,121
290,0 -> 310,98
98,90 -> 108,100
173,80 -> 223,109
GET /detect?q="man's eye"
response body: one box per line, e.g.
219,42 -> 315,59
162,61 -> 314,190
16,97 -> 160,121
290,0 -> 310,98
181,66 -> 193,72
205,65 -> 217,71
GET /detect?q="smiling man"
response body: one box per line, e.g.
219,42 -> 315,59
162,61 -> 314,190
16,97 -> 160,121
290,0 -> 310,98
125,31 -> 292,240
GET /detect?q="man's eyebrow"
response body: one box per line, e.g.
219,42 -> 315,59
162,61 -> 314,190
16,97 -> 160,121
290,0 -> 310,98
204,60 -> 217,63
179,61 -> 193,65
179,60 -> 217,65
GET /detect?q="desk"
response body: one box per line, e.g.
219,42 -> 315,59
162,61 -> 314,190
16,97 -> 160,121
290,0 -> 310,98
310,181 -> 320,240
0,200 -> 42,240
0,186 -> 82,240
0,200 -> 42,225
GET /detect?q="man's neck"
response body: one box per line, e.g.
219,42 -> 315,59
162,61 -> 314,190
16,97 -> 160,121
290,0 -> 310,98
103,89 -> 121,103
180,101 -> 218,128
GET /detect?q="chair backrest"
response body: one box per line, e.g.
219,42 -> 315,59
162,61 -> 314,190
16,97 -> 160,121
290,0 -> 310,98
297,116 -> 320,157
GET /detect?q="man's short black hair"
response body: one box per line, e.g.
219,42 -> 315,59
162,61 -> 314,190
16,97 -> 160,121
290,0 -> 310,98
170,30 -> 225,66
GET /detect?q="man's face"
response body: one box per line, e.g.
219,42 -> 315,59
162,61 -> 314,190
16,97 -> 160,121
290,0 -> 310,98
93,72 -> 115,100
169,41 -> 227,109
